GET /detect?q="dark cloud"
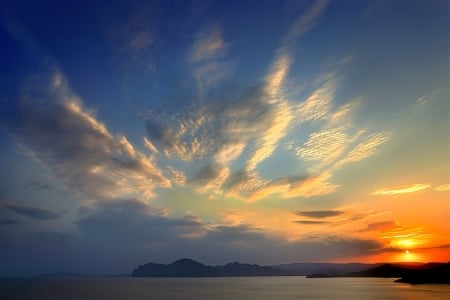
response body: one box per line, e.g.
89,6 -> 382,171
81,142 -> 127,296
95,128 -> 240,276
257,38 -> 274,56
191,164 -> 219,182
296,210 -> 344,219
26,181 -> 50,190
294,220 -> 330,225
0,198 -> 386,275
4,202 -> 60,220
76,199 -> 206,246
0,219 -> 21,226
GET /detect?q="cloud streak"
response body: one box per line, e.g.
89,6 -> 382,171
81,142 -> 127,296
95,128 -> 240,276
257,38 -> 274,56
372,184 -> 431,196
435,184 -> 450,192
5,202 -> 60,220
296,210 -> 344,219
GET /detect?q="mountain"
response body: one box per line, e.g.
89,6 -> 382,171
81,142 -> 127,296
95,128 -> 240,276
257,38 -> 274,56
131,258 -> 287,277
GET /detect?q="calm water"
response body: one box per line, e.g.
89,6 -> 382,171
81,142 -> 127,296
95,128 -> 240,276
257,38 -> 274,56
0,277 -> 449,300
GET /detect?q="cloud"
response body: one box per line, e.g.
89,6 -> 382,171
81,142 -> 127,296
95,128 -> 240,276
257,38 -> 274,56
372,184 -> 431,196
294,220 -> 330,225
137,0 -> 337,201
293,75 -> 388,173
296,210 -> 344,219
77,199 -> 208,247
0,219 -> 22,226
190,24 -> 232,91
296,76 -> 335,123
72,200 -> 383,264
244,173 -> 337,203
296,127 -> 348,162
190,24 -> 228,63
245,57 -> 293,171
189,164 -> 230,193
284,172 -> 340,198
360,221 -> 398,232
243,0 -> 330,171
4,202 -> 60,220
1,198 -> 387,274
26,181 -> 51,190
282,0 -> 329,51
334,133 -> 390,169
332,210 -> 387,227
7,70 -> 170,201
435,184 -> 450,192
114,4 -> 155,61
167,167 -> 186,186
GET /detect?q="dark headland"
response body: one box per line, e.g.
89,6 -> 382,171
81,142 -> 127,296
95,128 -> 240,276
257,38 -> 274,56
132,258 -> 450,284
306,262 -> 450,284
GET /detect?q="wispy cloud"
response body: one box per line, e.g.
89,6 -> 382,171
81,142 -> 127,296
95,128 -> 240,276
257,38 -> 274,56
435,184 -> 450,192
190,24 -> 232,91
284,172 -> 340,199
9,70 -> 170,201
243,172 -> 340,203
114,4 -> 154,62
296,127 -> 348,162
190,24 -> 228,62
296,209 -> 344,219
189,164 -> 230,193
294,220 -> 330,225
5,202 -> 60,220
0,219 -> 22,226
372,184 -> 431,196
334,133 -> 390,169
296,75 -> 335,123
360,221 -> 399,232
282,0 -> 329,51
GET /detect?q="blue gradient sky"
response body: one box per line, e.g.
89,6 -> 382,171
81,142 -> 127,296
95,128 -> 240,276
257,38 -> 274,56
0,0 -> 449,276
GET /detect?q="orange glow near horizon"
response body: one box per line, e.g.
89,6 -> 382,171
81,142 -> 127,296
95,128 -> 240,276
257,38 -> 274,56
347,247 -> 450,264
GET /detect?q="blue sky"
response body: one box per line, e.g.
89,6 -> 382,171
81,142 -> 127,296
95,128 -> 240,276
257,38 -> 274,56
0,0 -> 449,276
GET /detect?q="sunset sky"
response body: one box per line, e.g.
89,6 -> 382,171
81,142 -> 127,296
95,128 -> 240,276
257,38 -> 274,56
0,0 -> 449,276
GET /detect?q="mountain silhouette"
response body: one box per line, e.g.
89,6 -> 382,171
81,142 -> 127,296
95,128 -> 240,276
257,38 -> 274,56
132,258 -> 286,277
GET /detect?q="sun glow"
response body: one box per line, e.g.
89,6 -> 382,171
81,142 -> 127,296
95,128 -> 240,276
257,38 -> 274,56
391,239 -> 418,249
400,249 -> 420,262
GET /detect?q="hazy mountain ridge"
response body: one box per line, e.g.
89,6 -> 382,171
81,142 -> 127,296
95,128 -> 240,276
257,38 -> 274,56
132,258 -> 288,277
132,259 -> 449,283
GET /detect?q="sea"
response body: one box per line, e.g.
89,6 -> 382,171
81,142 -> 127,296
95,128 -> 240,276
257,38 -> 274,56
0,276 -> 449,300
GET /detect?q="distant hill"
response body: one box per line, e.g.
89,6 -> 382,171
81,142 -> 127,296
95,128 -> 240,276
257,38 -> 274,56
394,263 -> 450,284
131,258 -> 288,277
306,262 -> 450,284
273,262 -> 380,276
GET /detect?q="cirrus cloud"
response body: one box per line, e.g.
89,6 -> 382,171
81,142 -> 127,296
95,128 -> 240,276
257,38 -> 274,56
372,184 -> 431,196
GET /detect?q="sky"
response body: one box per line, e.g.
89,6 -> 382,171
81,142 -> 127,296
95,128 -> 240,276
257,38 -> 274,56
0,0 -> 449,276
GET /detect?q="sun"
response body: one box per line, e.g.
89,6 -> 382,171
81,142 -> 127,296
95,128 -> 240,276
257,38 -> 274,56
400,249 -> 421,262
